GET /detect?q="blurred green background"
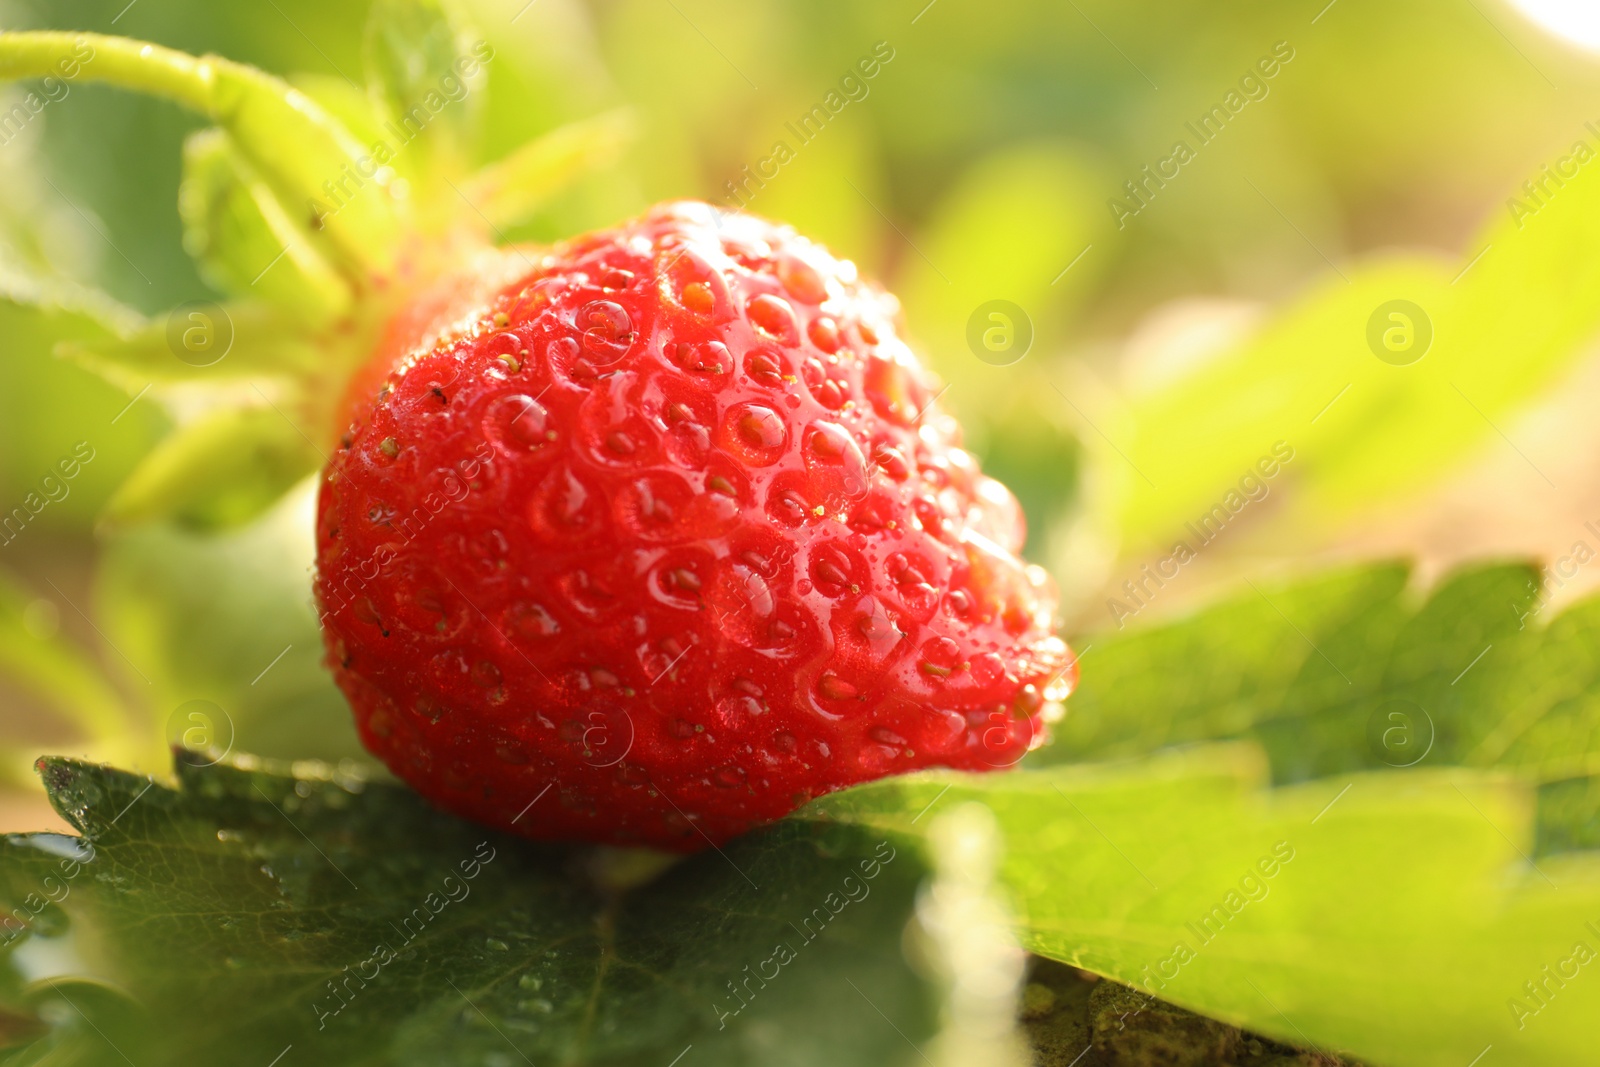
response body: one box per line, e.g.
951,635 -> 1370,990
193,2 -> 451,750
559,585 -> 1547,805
4,0 -> 1600,819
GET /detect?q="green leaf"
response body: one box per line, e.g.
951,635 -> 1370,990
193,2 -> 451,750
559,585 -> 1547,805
0,568 -> 138,778
363,0 -> 486,186
461,110 -> 635,233
0,274 -> 167,528
1089,130 -> 1600,559
813,748 -> 1600,1067
96,478 -> 362,765
1042,560 -> 1600,850
0,270 -> 140,346
0,755 -> 943,1066
178,130 -> 353,320
102,406 -> 324,531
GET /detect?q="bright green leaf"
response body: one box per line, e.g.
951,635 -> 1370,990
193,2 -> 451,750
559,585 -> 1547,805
0,274 -> 167,527
814,748 -> 1600,1067
1093,134 -> 1600,558
1041,561 -> 1600,849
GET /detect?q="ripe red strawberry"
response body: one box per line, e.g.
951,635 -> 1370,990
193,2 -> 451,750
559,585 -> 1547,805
316,201 -> 1074,850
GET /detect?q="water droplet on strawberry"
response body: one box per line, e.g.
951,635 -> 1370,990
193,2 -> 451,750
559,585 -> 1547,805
723,403 -> 788,464
807,315 -> 842,353
578,300 -> 635,363
506,601 -> 559,639
868,725 -> 906,747
674,340 -> 730,375
745,348 -> 789,386
777,255 -> 827,304
485,394 -> 552,452
747,293 -> 798,345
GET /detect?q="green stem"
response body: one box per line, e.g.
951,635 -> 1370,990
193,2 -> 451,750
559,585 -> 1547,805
0,31 -> 400,281
0,31 -> 213,111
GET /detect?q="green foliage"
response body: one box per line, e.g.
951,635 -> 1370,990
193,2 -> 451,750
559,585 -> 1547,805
102,406 -> 324,531
1091,132 -> 1600,560
178,130 -> 352,320
0,755 -> 939,1066
814,748 -> 1600,1067
1047,561 -> 1600,851
362,0 -> 483,185
0,569 -> 135,779
96,481 -> 362,764
0,278 -> 165,527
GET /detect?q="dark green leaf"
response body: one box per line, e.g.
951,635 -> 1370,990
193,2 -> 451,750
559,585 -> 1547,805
0,755 -> 941,1066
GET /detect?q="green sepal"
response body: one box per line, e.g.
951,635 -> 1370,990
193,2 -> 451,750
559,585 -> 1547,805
57,301 -> 327,384
101,405 -> 324,531
179,129 -> 352,320
461,109 -> 635,232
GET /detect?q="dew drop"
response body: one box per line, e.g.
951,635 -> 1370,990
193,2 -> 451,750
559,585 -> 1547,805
873,444 -> 911,481
471,660 -> 503,688
485,394 -> 551,452
674,340 -> 730,375
507,601 -> 560,639
808,315 -> 842,353
869,726 -> 907,747
747,293 -> 799,345
578,300 -> 635,363
723,403 -> 788,465
777,256 -> 827,304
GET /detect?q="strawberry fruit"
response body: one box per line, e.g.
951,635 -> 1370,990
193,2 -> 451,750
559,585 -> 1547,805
316,202 -> 1073,850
